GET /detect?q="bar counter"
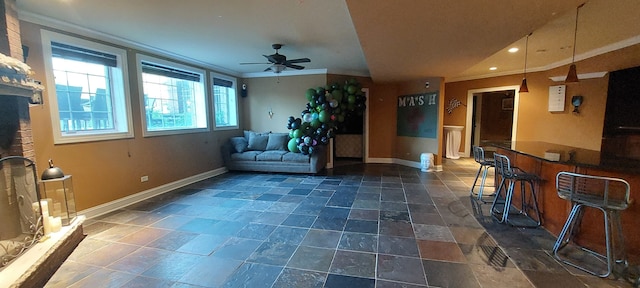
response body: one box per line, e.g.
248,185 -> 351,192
488,141 -> 640,261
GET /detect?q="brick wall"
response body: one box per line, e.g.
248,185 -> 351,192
0,0 -> 34,161
1,0 -> 23,60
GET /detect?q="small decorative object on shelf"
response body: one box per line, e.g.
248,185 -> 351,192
0,52 -> 44,104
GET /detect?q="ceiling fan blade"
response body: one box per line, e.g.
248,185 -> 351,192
240,62 -> 270,65
286,58 -> 310,64
264,67 -> 272,72
285,63 -> 305,70
263,54 -> 278,64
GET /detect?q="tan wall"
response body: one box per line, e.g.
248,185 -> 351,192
242,74 -> 326,133
22,21 -> 239,211
394,78 -> 444,165
444,43 -> 640,153
445,70 -> 607,151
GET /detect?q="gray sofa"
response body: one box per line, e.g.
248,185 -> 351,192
221,132 -> 327,174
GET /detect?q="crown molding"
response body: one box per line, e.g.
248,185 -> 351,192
548,71 -> 608,82
18,11 -> 241,77
242,68 -> 328,78
446,35 -> 640,83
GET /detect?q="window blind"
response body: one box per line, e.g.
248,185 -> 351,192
141,61 -> 201,82
213,78 -> 233,88
51,42 -> 117,67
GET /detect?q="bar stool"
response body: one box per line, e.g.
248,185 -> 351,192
490,153 -> 541,227
553,171 -> 630,278
470,146 -> 495,203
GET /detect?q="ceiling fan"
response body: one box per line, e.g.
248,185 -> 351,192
241,44 -> 310,73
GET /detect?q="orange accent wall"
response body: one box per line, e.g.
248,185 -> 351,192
444,43 -> 640,153
445,70 -> 608,152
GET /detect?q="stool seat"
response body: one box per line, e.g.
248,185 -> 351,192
553,171 -> 630,278
490,153 -> 541,227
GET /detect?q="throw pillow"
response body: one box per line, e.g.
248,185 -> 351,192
229,137 -> 248,153
266,133 -> 289,151
247,133 -> 269,151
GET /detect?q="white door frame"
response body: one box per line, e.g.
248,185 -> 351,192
327,88 -> 370,167
464,85 -> 520,157
363,88 -> 370,163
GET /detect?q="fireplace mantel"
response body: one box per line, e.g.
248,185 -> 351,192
0,81 -> 43,103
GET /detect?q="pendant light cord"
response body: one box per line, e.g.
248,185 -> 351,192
523,33 -> 531,77
571,3 -> 585,64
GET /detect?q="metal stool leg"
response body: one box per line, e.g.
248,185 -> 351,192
554,205 -> 623,277
490,176 -> 508,223
471,164 -> 494,202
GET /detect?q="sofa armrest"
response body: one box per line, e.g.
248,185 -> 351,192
221,141 -> 233,164
310,145 -> 328,173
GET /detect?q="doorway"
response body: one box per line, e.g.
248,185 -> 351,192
328,88 -> 369,168
464,85 -> 521,157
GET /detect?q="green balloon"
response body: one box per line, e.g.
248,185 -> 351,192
347,85 -> 357,94
293,129 -> 303,139
288,138 -> 299,152
311,119 -> 321,129
289,130 -> 294,138
319,110 -> 330,123
338,115 -> 345,122
348,94 -> 356,104
306,89 -> 316,101
332,90 -> 343,102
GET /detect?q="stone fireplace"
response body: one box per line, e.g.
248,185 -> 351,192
1,1 -> 85,287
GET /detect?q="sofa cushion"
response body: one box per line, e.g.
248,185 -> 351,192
229,137 -> 248,153
230,151 -> 262,161
266,133 -> 289,151
247,133 -> 269,151
282,152 -> 311,163
256,150 -> 288,161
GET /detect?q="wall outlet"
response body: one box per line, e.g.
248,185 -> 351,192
140,175 -> 149,182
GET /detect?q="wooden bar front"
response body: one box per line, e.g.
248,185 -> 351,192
495,145 -> 639,262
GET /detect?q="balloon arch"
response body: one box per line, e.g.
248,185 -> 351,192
286,79 -> 367,155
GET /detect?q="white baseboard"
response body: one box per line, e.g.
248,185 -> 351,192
367,157 -> 393,164
393,158 -> 421,168
78,167 -> 228,219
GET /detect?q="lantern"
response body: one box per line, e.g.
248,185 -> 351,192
39,160 -> 76,227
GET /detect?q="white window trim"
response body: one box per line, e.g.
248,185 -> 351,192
41,30 -> 134,144
136,54 -> 210,137
211,72 -> 239,131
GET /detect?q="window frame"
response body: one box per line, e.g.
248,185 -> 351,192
136,54 -> 210,137
211,72 -> 239,130
41,30 -> 134,144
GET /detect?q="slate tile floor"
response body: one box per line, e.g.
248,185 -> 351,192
45,159 -> 635,287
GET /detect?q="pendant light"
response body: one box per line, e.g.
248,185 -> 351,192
565,3 -> 585,83
519,33 -> 532,93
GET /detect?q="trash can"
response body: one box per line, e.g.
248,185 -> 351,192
420,153 -> 434,172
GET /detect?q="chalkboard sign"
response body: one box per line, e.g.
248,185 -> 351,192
397,92 -> 439,138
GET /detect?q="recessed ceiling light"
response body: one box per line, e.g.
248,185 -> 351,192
508,47 -> 519,53
489,67 -> 497,71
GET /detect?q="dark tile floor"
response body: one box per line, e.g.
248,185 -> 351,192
45,158 -> 636,287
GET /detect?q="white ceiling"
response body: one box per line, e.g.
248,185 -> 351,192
16,0 -> 640,82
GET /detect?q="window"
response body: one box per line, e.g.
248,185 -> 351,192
212,73 -> 238,129
42,30 -> 133,144
137,55 -> 209,136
